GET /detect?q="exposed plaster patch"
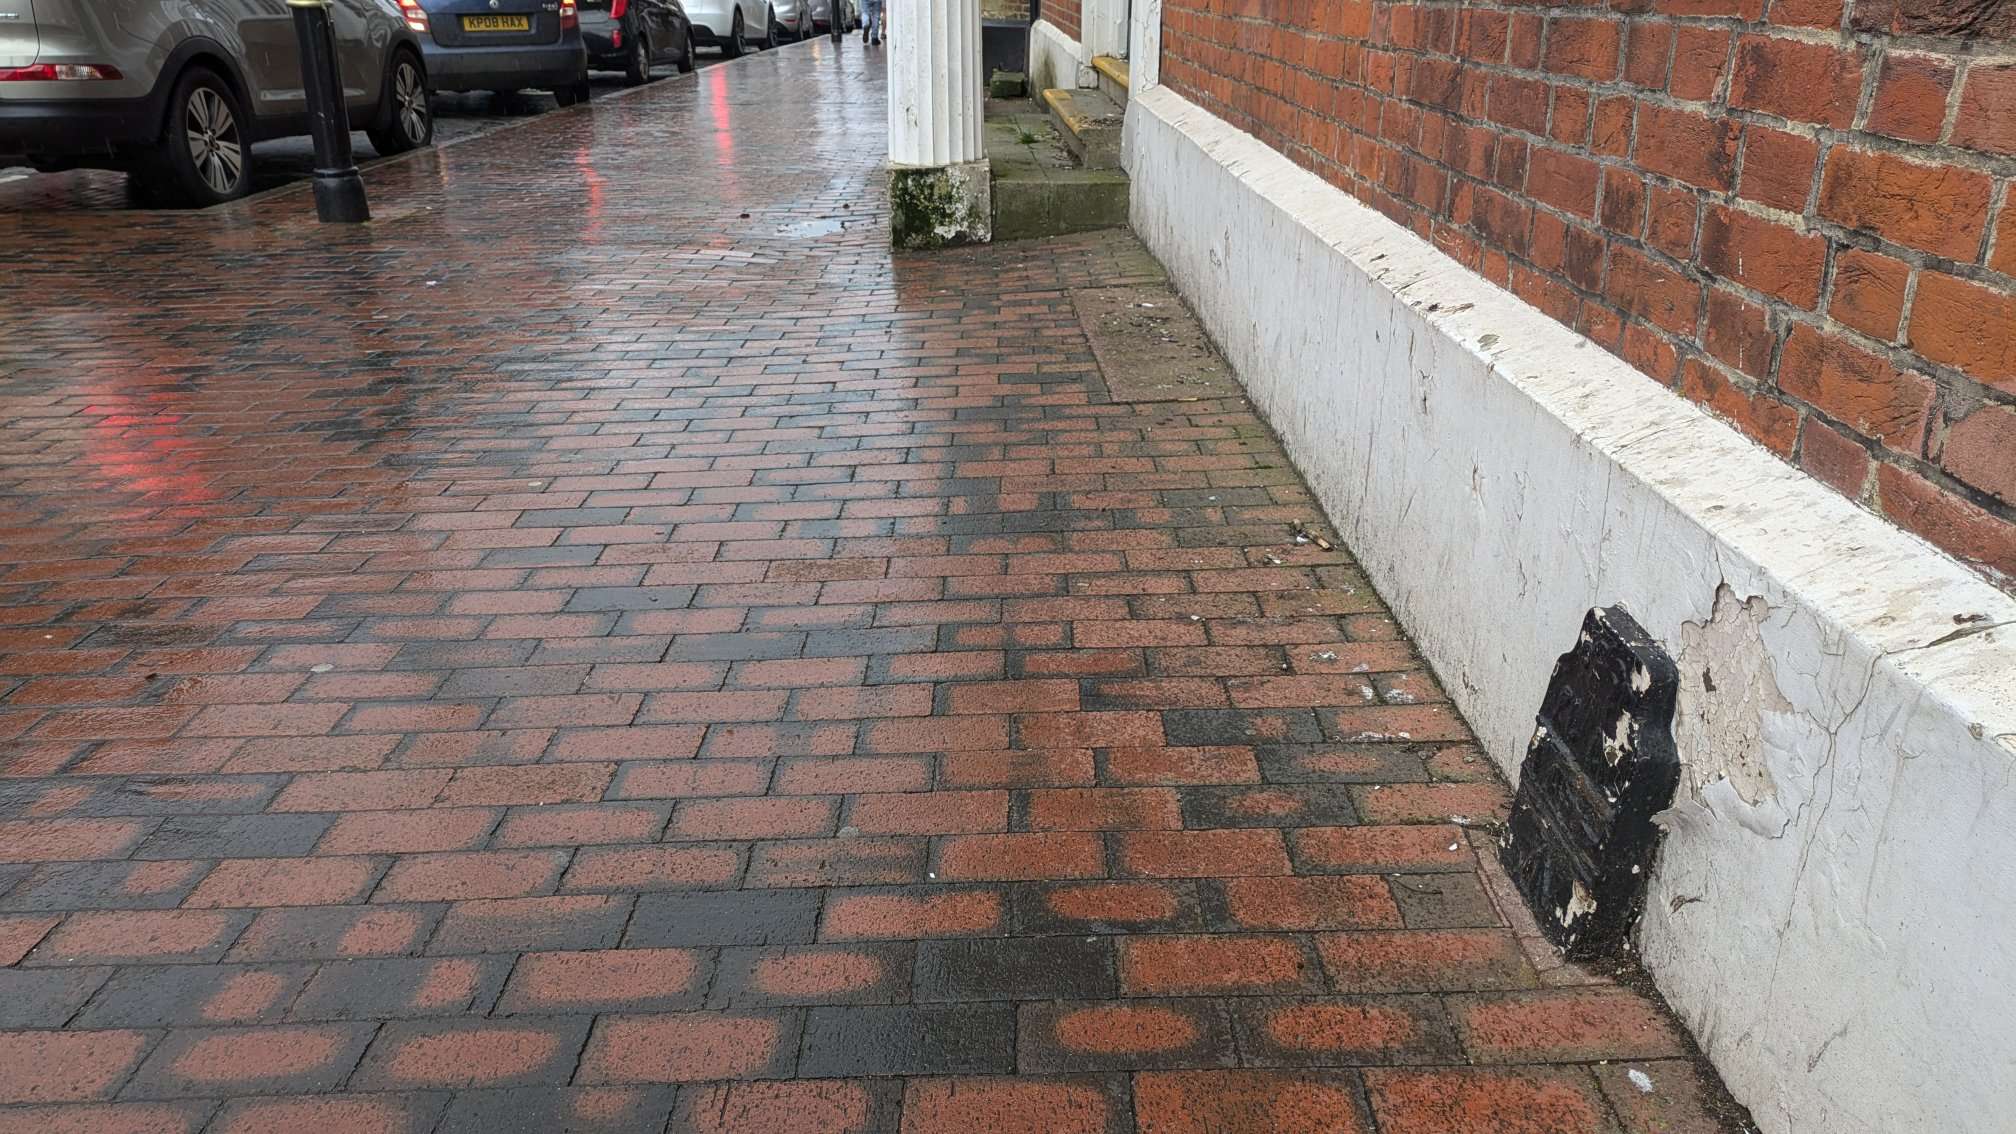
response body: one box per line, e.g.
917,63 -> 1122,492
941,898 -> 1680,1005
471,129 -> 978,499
1675,587 -> 1794,810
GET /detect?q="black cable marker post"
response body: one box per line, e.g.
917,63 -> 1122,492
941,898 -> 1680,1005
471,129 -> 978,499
290,0 -> 371,222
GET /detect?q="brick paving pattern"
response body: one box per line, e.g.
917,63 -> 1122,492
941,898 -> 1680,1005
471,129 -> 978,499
0,43 -> 1736,1133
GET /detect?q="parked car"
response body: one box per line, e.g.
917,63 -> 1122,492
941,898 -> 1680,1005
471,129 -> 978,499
767,1 -> 811,43
411,0 -> 590,105
580,0 -> 695,85
0,0 -> 432,206
807,0 -> 858,33
682,0 -> 769,56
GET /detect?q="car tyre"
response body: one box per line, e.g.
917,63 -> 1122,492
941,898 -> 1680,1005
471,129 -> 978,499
365,52 -> 433,155
555,77 -> 591,106
624,31 -> 653,85
677,28 -> 697,72
765,5 -> 782,47
150,65 -> 250,207
723,10 -> 748,57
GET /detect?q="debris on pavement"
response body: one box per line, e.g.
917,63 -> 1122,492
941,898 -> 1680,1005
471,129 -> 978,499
1289,519 -> 1335,550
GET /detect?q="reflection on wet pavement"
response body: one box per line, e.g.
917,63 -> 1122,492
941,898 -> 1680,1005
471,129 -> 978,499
0,62 -> 723,214
0,35 -> 1743,1134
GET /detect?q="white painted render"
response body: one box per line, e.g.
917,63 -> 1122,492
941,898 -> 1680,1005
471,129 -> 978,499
1081,0 -> 1128,61
1127,0 -> 1160,91
886,0 -> 984,168
1124,83 -> 2016,1134
1027,16 -> 1089,92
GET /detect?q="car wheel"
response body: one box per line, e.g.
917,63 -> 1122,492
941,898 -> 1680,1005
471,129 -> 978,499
625,31 -> 653,85
151,66 -> 249,207
765,5 -> 781,47
677,28 -> 697,72
723,10 -> 748,57
365,52 -> 433,155
555,76 -> 591,106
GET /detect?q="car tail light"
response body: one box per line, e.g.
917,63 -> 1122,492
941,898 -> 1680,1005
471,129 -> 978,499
396,0 -> 428,33
560,0 -> 578,29
611,0 -> 627,16
0,63 -> 122,81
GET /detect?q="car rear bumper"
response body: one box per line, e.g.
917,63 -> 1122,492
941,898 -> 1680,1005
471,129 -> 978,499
685,0 -> 736,40
0,95 -> 155,156
420,40 -> 585,91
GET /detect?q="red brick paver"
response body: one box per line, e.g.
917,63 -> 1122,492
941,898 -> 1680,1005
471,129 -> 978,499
0,40 -> 1737,1133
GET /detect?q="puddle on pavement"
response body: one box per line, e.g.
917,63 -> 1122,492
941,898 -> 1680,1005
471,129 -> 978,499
776,218 -> 847,238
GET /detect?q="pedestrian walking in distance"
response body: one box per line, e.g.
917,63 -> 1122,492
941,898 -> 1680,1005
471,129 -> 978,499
862,0 -> 884,45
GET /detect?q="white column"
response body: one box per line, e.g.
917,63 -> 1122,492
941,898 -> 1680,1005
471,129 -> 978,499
885,0 -> 990,247
886,0 -> 983,168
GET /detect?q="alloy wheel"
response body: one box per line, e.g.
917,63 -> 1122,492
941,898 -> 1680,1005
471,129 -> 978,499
395,60 -> 430,145
184,87 -> 243,197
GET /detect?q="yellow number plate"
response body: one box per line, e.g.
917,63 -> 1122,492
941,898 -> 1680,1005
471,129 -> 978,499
462,14 -> 531,31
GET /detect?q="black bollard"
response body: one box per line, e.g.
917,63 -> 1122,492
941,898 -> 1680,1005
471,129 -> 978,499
289,0 -> 370,223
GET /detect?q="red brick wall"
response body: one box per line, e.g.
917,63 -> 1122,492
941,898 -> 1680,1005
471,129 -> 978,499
1159,0 -> 2016,586
1044,0 -> 1083,39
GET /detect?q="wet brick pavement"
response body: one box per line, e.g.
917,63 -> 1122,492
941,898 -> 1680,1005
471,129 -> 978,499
0,66 -> 728,214
0,37 -> 1740,1134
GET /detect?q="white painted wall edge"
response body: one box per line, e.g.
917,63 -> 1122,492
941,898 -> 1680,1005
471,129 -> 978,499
1028,16 -> 1090,91
1080,0 -> 1127,60
1127,0 -> 1160,91
1125,83 -> 2016,1134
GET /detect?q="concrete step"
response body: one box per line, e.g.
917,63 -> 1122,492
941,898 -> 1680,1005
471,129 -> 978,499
1040,86 -> 1124,170
1091,54 -> 1130,108
984,110 -> 1129,241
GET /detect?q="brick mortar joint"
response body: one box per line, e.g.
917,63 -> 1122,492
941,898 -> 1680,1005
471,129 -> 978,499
1163,88 -> 2016,429
1164,30 -> 2016,179
1189,73 -> 2002,276
1167,0 -> 2016,50
1162,52 -> 2016,260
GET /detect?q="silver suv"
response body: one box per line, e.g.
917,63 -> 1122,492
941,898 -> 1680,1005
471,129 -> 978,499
0,0 -> 434,206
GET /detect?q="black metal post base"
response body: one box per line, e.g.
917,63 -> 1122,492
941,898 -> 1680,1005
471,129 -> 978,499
291,0 -> 370,223
311,173 -> 371,224
1500,606 -> 1681,961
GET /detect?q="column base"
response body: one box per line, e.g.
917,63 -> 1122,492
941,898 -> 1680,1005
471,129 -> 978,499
889,158 -> 992,249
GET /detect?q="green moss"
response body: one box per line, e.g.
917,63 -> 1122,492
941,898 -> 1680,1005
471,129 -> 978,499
889,163 -> 990,249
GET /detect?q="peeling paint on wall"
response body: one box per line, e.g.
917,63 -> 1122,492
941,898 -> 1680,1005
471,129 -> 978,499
1670,586 -> 1801,837
1125,84 -> 2016,1134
